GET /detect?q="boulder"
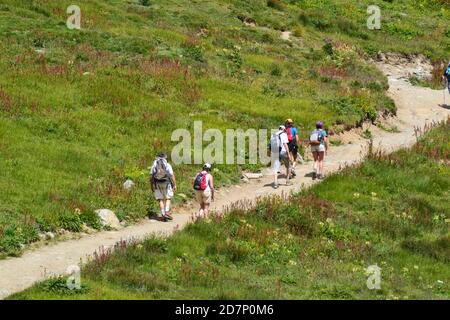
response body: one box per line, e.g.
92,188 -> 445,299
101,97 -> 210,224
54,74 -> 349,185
123,179 -> 135,191
95,209 -> 121,230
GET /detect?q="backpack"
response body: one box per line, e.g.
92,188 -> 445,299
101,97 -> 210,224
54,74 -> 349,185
193,171 -> 208,191
152,158 -> 171,183
309,129 -> 324,146
270,132 -> 282,153
445,65 -> 450,78
286,127 -> 294,142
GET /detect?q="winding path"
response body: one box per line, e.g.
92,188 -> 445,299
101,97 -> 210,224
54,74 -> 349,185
0,61 -> 449,299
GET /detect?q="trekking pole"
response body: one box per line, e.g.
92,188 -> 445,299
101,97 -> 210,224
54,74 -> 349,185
445,80 -> 448,106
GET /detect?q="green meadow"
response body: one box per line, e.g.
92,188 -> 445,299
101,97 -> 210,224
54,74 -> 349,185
11,121 -> 449,300
0,0 -> 449,256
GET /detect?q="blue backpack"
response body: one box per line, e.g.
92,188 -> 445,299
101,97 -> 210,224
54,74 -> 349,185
445,65 -> 450,78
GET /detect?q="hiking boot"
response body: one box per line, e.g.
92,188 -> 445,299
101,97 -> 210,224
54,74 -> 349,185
274,183 -> 279,189
291,168 -> 296,177
318,174 -> 325,180
312,171 -> 317,180
164,212 -> 174,221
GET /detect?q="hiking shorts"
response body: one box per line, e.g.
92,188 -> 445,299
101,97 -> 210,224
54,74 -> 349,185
195,189 -> 212,205
288,141 -> 298,156
311,144 -> 326,153
154,182 -> 173,200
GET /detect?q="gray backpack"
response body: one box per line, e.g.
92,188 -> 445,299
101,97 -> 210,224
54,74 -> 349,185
152,158 -> 171,183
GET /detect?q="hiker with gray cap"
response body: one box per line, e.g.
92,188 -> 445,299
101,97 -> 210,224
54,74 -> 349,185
150,152 -> 177,221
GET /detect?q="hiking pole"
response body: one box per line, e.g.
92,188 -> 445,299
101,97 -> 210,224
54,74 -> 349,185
445,80 -> 448,107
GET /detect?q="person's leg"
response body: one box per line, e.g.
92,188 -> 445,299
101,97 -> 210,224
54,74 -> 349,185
318,151 -> 325,178
284,155 -> 291,185
273,157 -> 280,188
203,203 -> 210,218
312,151 -> 319,175
198,203 -> 205,219
165,199 -> 171,215
158,200 -> 165,217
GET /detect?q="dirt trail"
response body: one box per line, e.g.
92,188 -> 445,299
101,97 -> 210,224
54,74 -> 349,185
1,60 -> 449,299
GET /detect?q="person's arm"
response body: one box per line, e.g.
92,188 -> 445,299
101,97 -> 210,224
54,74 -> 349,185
284,143 -> 290,158
172,173 -> 177,192
209,174 -> 215,201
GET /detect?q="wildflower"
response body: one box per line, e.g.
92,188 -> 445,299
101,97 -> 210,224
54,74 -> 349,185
74,208 -> 81,215
136,244 -> 143,249
413,265 -> 419,270
353,193 -> 360,198
371,192 -> 377,197
288,260 -> 297,266
437,280 -> 444,285
402,267 -> 409,273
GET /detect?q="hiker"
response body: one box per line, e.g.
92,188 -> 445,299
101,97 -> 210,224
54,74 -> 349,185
285,118 -> 300,177
270,125 -> 291,189
193,163 -> 215,219
309,121 -> 329,180
150,153 -> 177,221
442,61 -> 450,95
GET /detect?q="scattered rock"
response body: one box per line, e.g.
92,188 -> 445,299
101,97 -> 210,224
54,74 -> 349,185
281,31 -> 292,41
241,175 -> 250,183
45,232 -> 55,240
123,179 -> 135,191
95,209 -> 122,230
243,172 -> 263,179
81,224 -> 96,234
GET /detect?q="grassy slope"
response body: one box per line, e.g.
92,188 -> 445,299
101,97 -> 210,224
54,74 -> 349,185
11,120 -> 450,300
0,0 -> 449,256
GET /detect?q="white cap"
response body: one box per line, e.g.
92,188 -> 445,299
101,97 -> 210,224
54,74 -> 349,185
203,163 -> 212,170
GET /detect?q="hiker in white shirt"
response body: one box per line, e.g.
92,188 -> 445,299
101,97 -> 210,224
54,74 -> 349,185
271,125 -> 291,189
150,153 -> 177,221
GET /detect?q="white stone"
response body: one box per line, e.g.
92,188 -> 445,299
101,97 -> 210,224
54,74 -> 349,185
95,209 -> 122,230
243,172 -> 263,179
123,179 -> 135,191
45,232 -> 55,239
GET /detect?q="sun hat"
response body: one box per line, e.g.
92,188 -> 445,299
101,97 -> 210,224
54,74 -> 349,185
203,163 -> 212,170
286,118 -> 293,124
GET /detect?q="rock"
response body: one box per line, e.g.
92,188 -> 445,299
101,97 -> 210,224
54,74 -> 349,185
95,209 -> 122,230
45,232 -> 55,240
241,175 -> 250,183
81,224 -> 96,234
243,172 -> 263,179
281,31 -> 292,41
123,179 -> 135,191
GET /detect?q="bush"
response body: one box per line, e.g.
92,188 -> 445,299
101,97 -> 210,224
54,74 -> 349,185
139,0 -> 151,6
267,0 -> 284,10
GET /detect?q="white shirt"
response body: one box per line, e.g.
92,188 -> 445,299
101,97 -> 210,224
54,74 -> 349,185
279,132 -> 289,154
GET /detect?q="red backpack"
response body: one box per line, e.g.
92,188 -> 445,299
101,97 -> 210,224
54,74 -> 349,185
286,127 -> 294,142
193,171 -> 208,191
